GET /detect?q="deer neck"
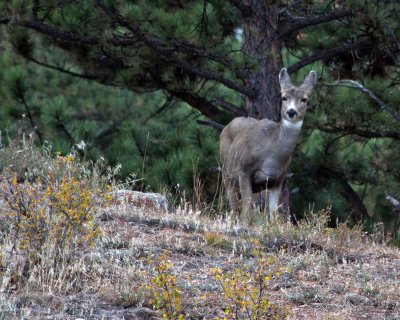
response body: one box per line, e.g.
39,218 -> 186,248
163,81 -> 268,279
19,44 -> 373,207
278,119 -> 303,149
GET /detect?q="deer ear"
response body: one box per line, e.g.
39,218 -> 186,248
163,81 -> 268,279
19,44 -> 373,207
279,68 -> 292,89
302,71 -> 317,90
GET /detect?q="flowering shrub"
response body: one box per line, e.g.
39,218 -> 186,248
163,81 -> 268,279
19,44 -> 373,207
139,247 -> 287,320
142,254 -> 185,320
212,247 -> 288,320
0,154 -> 111,266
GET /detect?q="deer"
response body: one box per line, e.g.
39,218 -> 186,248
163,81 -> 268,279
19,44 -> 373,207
220,68 -> 317,222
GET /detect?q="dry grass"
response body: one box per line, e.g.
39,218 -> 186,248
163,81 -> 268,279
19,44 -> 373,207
1,197 -> 398,319
0,140 -> 399,319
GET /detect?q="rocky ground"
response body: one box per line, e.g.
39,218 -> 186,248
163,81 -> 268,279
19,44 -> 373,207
1,197 -> 399,319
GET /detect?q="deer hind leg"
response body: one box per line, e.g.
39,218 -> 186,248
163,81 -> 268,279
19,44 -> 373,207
239,173 -> 253,222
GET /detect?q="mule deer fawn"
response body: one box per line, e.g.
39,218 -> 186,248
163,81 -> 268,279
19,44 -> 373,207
220,68 -> 316,222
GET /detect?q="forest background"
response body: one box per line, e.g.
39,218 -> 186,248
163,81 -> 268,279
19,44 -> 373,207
0,0 -> 399,239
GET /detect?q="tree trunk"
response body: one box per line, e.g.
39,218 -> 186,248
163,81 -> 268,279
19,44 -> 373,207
240,1 -> 290,214
241,1 -> 282,121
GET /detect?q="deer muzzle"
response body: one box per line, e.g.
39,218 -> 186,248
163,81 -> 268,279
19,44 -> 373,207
287,109 -> 298,118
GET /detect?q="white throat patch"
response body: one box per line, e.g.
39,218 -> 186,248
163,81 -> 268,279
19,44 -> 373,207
283,119 -> 303,130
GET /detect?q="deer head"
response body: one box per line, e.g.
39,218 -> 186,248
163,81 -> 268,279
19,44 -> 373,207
279,68 -> 317,128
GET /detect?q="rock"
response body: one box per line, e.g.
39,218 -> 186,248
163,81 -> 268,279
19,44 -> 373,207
113,190 -> 172,212
345,293 -> 372,306
117,307 -> 161,320
91,307 -> 162,320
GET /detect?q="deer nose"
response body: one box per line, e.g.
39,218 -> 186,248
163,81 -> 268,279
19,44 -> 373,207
287,109 -> 297,118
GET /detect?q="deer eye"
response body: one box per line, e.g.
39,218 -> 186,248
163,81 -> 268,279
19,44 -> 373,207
282,97 -> 287,102
301,98 -> 308,103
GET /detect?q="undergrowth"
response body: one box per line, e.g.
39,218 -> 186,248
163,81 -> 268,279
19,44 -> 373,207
141,254 -> 185,320
211,245 -> 288,320
139,249 -> 288,320
0,136 -> 113,293
0,135 -> 398,319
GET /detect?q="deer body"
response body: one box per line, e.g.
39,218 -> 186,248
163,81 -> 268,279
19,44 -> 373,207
220,68 -> 316,221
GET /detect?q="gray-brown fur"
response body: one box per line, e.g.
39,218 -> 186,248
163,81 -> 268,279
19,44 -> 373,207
220,68 -> 316,222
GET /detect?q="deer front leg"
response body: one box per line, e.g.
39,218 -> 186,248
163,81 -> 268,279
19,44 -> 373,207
268,185 -> 282,221
239,173 -> 253,221
224,177 -> 239,214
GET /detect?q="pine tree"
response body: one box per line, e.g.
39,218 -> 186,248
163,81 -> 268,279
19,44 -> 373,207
1,1 -> 400,229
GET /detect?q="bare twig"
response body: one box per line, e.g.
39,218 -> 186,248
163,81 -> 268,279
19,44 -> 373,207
324,80 -> 400,124
16,93 -> 44,144
26,56 -> 97,80
143,97 -> 174,124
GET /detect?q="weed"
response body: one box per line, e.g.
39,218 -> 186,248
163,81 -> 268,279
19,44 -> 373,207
212,246 -> 288,320
204,231 -> 231,250
0,153 -> 111,291
286,286 -> 323,305
141,254 -> 186,320
0,133 -> 116,191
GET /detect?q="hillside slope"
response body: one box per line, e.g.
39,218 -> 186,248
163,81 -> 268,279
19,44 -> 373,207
1,196 -> 399,319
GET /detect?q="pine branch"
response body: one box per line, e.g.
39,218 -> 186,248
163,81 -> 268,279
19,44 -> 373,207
280,10 -> 352,36
196,119 -> 224,131
212,97 -> 246,116
321,165 -> 370,222
323,80 -> 400,124
228,0 -> 252,16
166,89 -> 223,119
93,122 -> 121,145
18,19 -> 100,44
143,97 -> 174,124
94,0 -> 255,98
171,38 -> 233,67
0,16 -> 10,24
55,118 -> 75,145
317,125 -> 400,140
32,0 -> 40,19
287,38 -> 371,73
26,56 -> 97,80
278,1 -> 305,14
7,16 -> 138,46
5,13 -> 248,96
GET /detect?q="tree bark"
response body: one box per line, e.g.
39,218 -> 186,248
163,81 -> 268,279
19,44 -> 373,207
240,1 -> 282,121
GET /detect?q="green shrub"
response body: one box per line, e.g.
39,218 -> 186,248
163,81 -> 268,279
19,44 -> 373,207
141,254 -> 186,320
212,245 -> 288,320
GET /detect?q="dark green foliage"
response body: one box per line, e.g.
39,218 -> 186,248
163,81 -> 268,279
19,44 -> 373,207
0,42 -> 219,202
1,0 -> 400,237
